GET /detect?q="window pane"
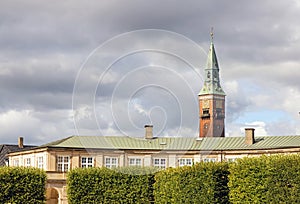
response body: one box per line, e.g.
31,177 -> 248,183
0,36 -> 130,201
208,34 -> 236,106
129,158 -> 142,166
26,158 -> 31,166
153,158 -> 166,169
57,156 -> 70,172
64,164 -> 68,171
14,160 -> 19,166
81,157 -> 93,168
179,159 -> 184,166
58,164 -> 62,171
64,157 -> 69,162
105,157 -> 118,168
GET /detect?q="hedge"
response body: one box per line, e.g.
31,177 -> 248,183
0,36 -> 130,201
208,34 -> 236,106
67,154 -> 300,203
154,162 -> 229,204
0,167 -> 46,204
67,166 -> 157,204
228,154 -> 300,204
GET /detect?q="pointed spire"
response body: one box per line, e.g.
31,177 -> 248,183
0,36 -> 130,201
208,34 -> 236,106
207,27 -> 218,69
199,29 -> 225,96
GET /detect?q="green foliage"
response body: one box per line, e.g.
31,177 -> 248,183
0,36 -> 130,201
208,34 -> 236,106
67,154 -> 300,203
0,166 -> 46,204
228,154 -> 300,204
154,162 -> 229,204
67,166 -> 158,204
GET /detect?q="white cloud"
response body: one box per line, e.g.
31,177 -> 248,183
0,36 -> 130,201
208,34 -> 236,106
133,103 -> 148,115
0,109 -> 74,144
0,110 -> 40,137
244,121 -> 268,136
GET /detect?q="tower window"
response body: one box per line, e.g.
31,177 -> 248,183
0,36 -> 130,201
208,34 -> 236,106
201,109 -> 210,118
216,109 -> 224,119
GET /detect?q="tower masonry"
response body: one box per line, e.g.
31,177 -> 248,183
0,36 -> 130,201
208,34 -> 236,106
199,31 -> 225,137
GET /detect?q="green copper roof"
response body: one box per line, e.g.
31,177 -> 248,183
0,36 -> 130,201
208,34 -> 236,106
199,38 -> 225,96
43,136 -> 201,150
41,135 -> 300,151
199,136 -> 300,150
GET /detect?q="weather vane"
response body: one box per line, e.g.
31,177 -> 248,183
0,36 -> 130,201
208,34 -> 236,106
210,27 -> 214,42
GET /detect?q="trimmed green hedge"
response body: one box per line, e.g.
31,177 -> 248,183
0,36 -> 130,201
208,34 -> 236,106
0,167 -> 46,204
154,162 -> 229,204
67,154 -> 300,203
67,166 -> 157,204
229,154 -> 300,204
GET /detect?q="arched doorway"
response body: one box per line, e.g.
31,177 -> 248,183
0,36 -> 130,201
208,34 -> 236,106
46,188 -> 59,204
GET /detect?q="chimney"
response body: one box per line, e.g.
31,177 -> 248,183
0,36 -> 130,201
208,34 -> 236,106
18,137 -> 24,148
144,125 -> 153,139
245,128 -> 255,145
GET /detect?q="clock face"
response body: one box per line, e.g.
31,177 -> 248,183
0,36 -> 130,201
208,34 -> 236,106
203,100 -> 209,109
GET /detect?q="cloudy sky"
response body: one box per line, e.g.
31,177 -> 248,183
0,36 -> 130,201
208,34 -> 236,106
1,0 -> 300,145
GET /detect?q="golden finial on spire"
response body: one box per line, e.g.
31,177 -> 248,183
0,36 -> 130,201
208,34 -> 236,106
210,27 -> 214,42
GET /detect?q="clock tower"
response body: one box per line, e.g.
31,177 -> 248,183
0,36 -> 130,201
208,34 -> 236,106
199,30 -> 225,137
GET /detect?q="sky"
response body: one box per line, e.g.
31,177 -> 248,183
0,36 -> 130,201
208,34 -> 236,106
1,0 -> 300,145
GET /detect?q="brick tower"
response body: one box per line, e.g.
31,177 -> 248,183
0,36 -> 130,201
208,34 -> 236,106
199,30 -> 225,137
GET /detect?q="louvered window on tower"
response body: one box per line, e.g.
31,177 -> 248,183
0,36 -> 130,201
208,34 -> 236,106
202,109 -> 210,118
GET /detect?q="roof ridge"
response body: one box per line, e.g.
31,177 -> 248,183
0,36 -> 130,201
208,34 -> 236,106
39,135 -> 75,147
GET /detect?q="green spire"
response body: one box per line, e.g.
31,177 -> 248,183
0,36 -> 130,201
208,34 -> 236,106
199,29 -> 225,96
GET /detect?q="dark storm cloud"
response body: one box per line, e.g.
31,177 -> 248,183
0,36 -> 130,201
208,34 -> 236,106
0,56 -> 77,111
0,0 -> 300,143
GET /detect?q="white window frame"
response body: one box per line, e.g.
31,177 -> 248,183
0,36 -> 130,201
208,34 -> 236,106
37,156 -> 44,169
153,158 -> 166,169
203,158 -> 217,162
105,157 -> 118,169
25,158 -> 31,167
128,158 -> 142,166
57,156 -> 70,172
81,156 -> 94,168
178,158 -> 193,167
13,159 -> 19,167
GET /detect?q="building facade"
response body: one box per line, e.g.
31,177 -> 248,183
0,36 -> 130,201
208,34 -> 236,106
7,128 -> 300,204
